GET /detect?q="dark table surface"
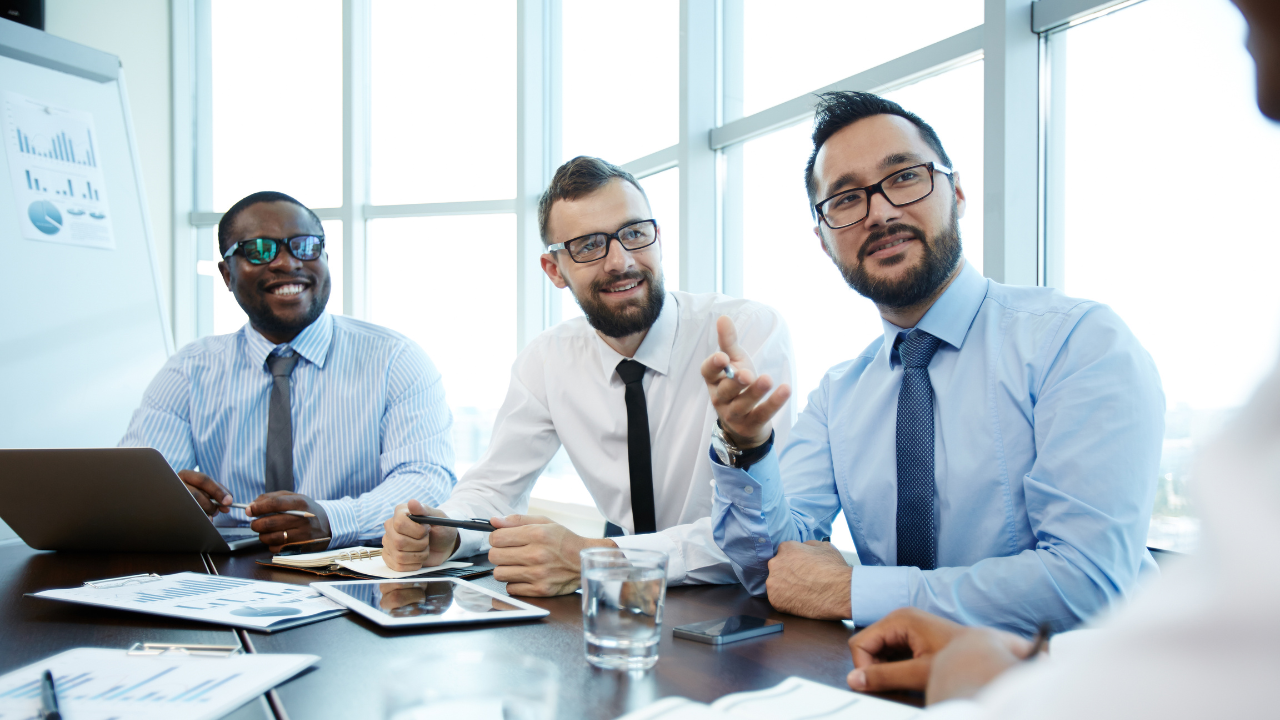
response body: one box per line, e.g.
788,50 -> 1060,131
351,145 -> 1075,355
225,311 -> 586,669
0,542 -> 272,720
209,548 -> 921,720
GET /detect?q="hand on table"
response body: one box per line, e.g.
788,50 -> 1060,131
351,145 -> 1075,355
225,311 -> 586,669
179,469 -> 232,516
381,500 -> 460,571
699,316 -> 791,450
765,540 -> 852,619
247,491 -> 331,553
488,514 -> 617,596
846,607 -> 1031,704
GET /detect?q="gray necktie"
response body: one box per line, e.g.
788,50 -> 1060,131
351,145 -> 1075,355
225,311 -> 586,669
265,352 -> 300,494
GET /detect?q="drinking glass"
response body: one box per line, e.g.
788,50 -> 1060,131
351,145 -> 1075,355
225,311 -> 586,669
580,547 -> 668,670
381,653 -> 557,720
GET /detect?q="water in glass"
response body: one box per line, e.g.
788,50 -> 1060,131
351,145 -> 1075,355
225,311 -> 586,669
580,548 -> 668,670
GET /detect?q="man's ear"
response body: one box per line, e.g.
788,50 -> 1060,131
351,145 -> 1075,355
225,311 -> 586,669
951,172 -> 967,220
815,225 -> 834,260
540,253 -> 569,289
218,260 -> 233,290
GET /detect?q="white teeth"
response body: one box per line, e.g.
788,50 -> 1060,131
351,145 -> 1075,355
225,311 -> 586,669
876,238 -> 908,253
271,284 -> 304,296
604,282 -> 639,293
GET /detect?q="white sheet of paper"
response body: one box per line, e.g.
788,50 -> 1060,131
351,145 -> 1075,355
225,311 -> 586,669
0,647 -> 316,720
34,572 -> 345,630
337,557 -> 471,579
615,677 -> 920,720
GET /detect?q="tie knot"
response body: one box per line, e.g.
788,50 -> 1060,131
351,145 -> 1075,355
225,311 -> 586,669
616,359 -> 647,385
267,352 -> 300,378
898,331 -> 941,369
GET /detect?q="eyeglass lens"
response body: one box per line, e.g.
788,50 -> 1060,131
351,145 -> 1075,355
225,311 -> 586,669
241,236 -> 324,265
820,165 -> 936,228
568,221 -> 657,262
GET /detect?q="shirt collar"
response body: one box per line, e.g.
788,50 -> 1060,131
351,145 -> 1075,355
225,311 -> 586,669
879,260 -> 988,367
594,292 -> 678,381
240,312 -> 334,371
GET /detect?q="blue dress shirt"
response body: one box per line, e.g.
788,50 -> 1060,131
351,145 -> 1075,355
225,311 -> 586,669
120,312 -> 457,548
711,261 -> 1165,635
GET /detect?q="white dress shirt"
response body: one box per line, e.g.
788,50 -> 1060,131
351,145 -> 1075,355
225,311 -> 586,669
922,359 -> 1280,718
440,290 -> 795,585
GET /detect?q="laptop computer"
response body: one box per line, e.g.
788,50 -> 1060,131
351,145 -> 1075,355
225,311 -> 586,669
0,447 -> 262,552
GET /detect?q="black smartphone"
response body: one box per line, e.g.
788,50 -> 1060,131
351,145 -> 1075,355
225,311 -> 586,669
672,615 -> 783,645
407,515 -> 497,532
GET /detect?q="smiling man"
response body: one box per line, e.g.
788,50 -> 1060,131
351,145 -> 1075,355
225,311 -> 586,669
120,191 -> 455,552
380,157 -> 795,595
701,93 -> 1165,635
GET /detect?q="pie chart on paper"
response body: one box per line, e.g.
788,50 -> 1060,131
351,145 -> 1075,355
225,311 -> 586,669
28,200 -> 63,235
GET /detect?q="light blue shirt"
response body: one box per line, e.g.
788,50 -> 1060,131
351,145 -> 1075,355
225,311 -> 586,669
120,312 -> 456,548
711,261 -> 1165,635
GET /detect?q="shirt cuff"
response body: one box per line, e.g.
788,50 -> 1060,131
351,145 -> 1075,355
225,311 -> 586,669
316,498 -> 359,549
849,564 -> 912,627
613,531 -> 685,584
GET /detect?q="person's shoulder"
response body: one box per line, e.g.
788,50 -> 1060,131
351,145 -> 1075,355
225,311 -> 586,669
982,281 -> 1136,348
171,328 -> 241,363
525,314 -> 596,357
983,280 -> 1097,319
330,314 -> 416,346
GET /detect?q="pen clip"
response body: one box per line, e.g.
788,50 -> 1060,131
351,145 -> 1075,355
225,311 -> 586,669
83,573 -> 162,589
127,642 -> 243,657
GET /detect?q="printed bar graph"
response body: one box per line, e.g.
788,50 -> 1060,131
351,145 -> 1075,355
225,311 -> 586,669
14,126 -> 98,166
131,575 -> 253,604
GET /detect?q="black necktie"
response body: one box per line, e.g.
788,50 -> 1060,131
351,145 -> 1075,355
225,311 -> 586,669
265,352 -> 300,494
895,331 -> 942,570
616,359 -> 656,534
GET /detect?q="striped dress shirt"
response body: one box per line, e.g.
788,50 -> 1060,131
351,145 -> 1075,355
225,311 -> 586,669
119,312 -> 456,548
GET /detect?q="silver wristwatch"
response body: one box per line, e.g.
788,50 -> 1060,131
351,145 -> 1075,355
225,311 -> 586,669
711,421 -> 744,468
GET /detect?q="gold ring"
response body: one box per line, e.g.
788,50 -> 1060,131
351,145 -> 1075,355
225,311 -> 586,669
283,531 -> 288,541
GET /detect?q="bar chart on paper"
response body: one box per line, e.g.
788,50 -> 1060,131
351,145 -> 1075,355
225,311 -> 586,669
0,647 -> 318,720
2,91 -> 115,249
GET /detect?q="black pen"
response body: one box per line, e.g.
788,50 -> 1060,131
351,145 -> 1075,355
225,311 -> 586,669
408,515 -> 497,532
1024,624 -> 1051,661
39,670 -> 61,720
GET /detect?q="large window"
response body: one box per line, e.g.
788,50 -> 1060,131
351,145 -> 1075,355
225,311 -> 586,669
1050,0 -> 1279,552
186,0 -> 1259,548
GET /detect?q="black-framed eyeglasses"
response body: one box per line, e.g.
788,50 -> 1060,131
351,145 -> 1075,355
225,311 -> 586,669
814,162 -> 953,230
547,219 -> 659,263
221,235 -> 326,265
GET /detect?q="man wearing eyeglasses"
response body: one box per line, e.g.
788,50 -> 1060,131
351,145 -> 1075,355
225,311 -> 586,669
701,92 -> 1165,635
120,191 -> 455,552
380,157 -> 795,596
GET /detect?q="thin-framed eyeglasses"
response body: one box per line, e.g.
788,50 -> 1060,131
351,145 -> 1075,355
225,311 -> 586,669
222,235 -> 326,265
814,162 -> 953,230
547,219 -> 659,263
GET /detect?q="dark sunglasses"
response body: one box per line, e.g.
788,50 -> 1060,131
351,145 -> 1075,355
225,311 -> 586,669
222,235 -> 325,265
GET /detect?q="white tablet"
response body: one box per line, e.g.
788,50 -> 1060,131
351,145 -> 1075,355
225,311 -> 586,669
312,578 -> 549,628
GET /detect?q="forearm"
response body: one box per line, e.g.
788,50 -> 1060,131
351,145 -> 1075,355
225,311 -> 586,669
614,517 -> 739,586
320,463 -> 456,548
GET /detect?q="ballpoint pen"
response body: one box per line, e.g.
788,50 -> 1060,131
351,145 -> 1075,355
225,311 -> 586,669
211,499 -> 315,518
39,670 -> 61,720
1024,624 -> 1051,661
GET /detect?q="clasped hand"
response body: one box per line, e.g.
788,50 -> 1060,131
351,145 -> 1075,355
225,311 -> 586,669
699,316 -> 791,450
179,469 -> 331,552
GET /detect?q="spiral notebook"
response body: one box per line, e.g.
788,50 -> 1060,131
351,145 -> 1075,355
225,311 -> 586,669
259,547 -> 493,580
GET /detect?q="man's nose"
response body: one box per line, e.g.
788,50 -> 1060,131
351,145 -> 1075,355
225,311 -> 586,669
601,238 -> 636,274
267,245 -> 304,272
863,190 -> 901,229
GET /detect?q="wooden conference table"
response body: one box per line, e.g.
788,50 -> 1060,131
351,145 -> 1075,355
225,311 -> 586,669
2,542 -> 921,719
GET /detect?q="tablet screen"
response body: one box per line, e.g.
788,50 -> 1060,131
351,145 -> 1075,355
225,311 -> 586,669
333,580 -> 524,620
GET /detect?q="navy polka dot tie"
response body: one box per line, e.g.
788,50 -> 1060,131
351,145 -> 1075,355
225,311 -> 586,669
895,330 -> 942,570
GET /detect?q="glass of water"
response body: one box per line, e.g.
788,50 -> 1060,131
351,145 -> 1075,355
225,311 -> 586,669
381,653 -> 557,720
580,547 -> 669,670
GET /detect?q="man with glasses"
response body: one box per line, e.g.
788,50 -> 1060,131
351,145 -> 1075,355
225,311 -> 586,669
380,157 -> 795,596
701,93 -> 1165,634
120,191 -> 455,552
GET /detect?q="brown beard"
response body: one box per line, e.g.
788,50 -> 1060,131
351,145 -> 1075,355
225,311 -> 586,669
832,206 -> 962,309
569,268 -> 666,338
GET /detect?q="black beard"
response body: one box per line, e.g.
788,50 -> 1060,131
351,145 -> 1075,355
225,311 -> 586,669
240,273 -> 331,339
833,208 -> 962,309
571,268 -> 665,338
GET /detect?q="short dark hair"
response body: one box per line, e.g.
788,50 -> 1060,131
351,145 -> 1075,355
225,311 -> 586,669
804,91 -> 954,208
537,156 -> 649,244
217,191 -> 323,254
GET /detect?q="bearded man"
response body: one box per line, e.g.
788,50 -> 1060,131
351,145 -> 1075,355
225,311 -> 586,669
380,156 -> 795,596
121,191 -> 456,552
699,92 -> 1165,635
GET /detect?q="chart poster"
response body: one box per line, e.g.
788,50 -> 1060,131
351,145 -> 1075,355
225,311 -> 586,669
2,91 -> 115,250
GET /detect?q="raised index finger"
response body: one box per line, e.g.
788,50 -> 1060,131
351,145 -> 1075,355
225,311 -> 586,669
716,316 -> 748,363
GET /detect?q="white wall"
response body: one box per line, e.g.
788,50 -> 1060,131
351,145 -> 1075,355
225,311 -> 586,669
45,0 -> 174,322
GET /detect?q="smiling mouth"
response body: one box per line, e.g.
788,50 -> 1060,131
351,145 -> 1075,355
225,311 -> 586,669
268,283 -> 308,297
601,279 -> 642,294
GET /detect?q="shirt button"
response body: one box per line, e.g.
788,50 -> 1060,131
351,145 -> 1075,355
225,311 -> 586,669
757,537 -> 767,543
709,479 -> 716,488
743,486 -> 753,494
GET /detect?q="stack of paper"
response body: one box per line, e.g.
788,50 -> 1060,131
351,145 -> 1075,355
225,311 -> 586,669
270,547 -> 472,579
617,677 -> 921,720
